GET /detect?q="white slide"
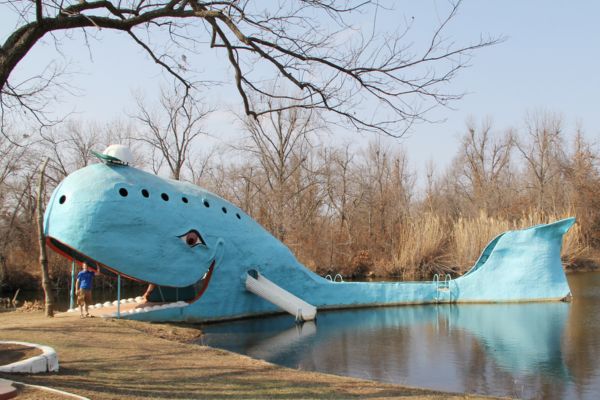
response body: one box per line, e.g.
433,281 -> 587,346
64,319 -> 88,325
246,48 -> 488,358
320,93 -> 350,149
245,270 -> 317,321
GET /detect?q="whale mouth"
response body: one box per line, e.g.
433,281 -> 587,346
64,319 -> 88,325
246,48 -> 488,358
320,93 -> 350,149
46,237 -> 215,316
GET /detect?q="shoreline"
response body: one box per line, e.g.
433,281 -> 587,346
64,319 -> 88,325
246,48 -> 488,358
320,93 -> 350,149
0,311 -> 503,399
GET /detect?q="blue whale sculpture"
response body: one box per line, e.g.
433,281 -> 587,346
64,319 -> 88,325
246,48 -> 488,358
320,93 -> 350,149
43,158 -> 575,322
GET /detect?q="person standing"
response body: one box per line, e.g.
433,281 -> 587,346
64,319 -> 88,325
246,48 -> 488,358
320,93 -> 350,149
76,262 -> 97,318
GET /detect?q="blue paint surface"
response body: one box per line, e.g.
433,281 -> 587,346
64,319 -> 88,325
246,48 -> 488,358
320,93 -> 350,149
44,163 -> 574,322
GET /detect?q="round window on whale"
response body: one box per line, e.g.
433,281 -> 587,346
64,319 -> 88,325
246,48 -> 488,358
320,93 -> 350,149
222,207 -> 227,214
236,213 -> 241,220
119,188 -> 128,197
161,193 -> 169,201
59,195 -> 66,204
203,199 -> 210,208
182,197 -> 188,203
141,189 -> 149,198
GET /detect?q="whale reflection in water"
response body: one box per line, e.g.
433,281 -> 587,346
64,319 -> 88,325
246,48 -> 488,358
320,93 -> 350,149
202,302 -> 574,399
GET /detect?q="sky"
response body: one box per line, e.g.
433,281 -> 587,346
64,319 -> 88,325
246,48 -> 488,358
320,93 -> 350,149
2,1 -> 599,180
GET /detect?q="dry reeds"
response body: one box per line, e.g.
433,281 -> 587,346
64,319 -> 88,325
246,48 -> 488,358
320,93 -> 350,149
452,212 -> 514,273
391,213 -> 452,280
391,211 -> 589,279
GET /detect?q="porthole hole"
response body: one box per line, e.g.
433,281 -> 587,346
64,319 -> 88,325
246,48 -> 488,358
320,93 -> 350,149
182,197 -> 188,203
222,207 -> 228,214
236,213 -> 241,220
161,193 -> 169,201
59,195 -> 66,204
141,189 -> 149,198
203,200 -> 210,208
119,188 -> 128,197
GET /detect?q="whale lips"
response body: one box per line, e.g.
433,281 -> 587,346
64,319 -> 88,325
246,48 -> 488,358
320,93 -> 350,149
45,236 -> 215,307
185,260 -> 215,303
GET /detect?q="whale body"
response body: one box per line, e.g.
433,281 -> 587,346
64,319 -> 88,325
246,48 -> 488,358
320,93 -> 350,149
44,161 -> 574,322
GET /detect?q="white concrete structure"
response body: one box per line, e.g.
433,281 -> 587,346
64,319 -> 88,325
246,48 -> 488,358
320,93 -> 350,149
0,341 -> 59,373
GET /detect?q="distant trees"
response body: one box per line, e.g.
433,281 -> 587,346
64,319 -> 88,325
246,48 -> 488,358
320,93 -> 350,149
516,111 -> 565,213
562,131 -> 600,248
455,118 -> 514,216
238,98 -> 320,241
134,84 -> 212,181
0,109 -> 598,298
0,118 -> 144,298
0,136 -> 34,295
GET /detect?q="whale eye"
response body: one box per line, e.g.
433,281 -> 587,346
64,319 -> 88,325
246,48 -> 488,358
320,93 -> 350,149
178,230 -> 206,248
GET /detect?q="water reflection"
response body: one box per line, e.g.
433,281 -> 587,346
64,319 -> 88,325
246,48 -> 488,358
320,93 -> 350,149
202,272 -> 600,400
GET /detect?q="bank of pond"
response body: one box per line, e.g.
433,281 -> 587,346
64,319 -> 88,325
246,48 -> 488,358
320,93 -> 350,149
5,272 -> 600,400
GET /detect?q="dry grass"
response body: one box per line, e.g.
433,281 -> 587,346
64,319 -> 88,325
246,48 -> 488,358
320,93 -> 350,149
0,311 -> 501,400
13,383 -> 71,400
452,211 -> 589,271
391,214 -> 451,279
391,211 -> 590,278
451,213 -> 514,274
559,220 -> 590,268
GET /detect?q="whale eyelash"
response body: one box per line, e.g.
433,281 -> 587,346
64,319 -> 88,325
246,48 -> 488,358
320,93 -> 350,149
178,229 -> 206,248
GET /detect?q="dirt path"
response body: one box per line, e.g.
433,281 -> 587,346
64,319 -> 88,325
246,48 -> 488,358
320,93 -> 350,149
0,344 -> 42,366
0,311 -> 503,399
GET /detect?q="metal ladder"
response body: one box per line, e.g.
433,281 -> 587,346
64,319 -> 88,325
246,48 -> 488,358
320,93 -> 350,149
433,273 -> 452,303
325,274 -> 344,282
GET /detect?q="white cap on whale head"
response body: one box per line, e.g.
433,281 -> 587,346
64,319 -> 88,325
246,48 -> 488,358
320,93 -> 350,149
101,144 -> 134,166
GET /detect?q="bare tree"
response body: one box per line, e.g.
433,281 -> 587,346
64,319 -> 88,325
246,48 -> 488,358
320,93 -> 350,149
186,147 -> 218,184
36,157 -> 53,316
516,111 -> 565,213
324,144 -> 355,238
321,145 -> 355,270
1,0 -> 500,137
0,134 -> 33,294
217,161 -> 261,217
562,129 -> 600,246
355,140 -> 412,257
134,85 -> 212,180
40,120 -> 104,179
238,97 -> 320,241
455,118 -> 514,215
0,137 -> 29,187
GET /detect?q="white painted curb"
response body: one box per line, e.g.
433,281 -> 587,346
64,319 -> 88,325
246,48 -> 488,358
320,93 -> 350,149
0,341 -> 59,373
0,378 -> 89,400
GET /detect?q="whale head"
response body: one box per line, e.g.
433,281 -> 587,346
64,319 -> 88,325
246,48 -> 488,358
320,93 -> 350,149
43,161 -> 236,302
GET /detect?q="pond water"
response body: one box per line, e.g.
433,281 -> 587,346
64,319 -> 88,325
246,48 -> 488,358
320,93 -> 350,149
200,272 -> 600,400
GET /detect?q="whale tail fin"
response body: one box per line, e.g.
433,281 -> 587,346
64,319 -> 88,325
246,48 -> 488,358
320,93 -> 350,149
458,217 -> 575,302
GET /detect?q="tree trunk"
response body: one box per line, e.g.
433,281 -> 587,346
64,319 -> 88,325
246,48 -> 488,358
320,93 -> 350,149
0,24 -> 47,88
0,254 -> 6,298
36,158 -> 53,317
